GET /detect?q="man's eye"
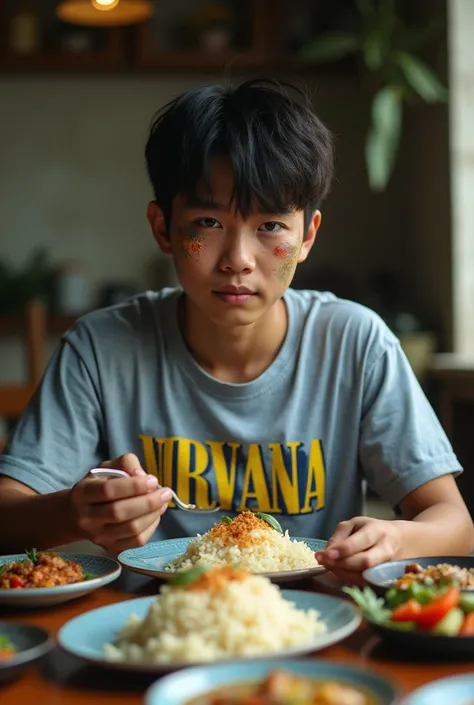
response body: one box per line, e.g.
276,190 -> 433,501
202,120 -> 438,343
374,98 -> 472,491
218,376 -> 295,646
258,222 -> 283,233
196,218 -> 221,228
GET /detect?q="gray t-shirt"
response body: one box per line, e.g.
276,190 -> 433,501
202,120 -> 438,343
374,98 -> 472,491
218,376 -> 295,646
0,288 -> 461,540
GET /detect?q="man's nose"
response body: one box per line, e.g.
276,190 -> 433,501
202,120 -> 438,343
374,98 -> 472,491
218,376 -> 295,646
219,234 -> 256,273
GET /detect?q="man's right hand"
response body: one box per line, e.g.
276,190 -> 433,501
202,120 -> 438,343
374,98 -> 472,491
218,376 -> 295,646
70,453 -> 172,553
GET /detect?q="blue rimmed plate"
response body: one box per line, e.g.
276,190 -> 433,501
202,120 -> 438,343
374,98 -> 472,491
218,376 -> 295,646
145,658 -> 400,705
0,553 -> 121,607
401,674 -> 474,704
57,590 -> 361,673
118,537 -> 327,583
0,621 -> 53,684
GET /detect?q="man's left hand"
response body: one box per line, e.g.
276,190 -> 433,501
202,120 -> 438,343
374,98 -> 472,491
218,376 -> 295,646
315,516 -> 403,586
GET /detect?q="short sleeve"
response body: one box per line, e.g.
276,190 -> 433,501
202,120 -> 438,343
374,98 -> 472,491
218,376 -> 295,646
359,340 -> 462,507
0,338 -> 107,494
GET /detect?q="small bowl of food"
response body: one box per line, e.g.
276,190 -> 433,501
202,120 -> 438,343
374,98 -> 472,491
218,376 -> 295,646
0,548 -> 121,607
145,658 -> 399,705
362,556 -> 474,596
344,578 -> 474,656
0,622 -> 53,683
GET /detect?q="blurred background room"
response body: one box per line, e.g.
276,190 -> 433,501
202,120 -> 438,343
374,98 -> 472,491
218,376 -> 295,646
0,0 -> 473,517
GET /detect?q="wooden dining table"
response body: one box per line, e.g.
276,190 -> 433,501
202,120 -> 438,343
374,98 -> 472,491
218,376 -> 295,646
2,568 -> 474,704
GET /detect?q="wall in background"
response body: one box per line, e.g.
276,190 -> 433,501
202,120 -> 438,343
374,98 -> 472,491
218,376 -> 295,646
449,0 -> 474,356
0,68 -> 451,381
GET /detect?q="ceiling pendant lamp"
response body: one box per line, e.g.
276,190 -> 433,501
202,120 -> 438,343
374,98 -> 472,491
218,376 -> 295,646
56,0 -> 154,27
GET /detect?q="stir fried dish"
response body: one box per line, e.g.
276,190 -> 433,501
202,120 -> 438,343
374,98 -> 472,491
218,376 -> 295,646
0,636 -> 15,660
187,669 -> 376,705
345,584 -> 474,637
0,549 -> 91,589
393,562 -> 474,590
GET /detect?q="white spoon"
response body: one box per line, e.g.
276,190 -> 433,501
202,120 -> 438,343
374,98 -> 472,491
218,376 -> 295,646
89,468 -> 220,514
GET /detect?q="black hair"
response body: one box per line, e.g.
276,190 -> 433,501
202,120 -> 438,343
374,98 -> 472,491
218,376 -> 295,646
145,78 -> 334,232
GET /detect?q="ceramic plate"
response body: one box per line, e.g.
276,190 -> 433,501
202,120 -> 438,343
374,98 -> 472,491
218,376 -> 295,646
363,556 -> 474,596
0,553 -> 121,607
145,658 -> 399,705
401,674 -> 474,704
118,537 -> 327,583
0,621 -> 53,684
57,590 -> 361,673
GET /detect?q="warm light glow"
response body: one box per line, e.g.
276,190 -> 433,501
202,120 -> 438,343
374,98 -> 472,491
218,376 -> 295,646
57,0 -> 153,26
91,0 -> 119,10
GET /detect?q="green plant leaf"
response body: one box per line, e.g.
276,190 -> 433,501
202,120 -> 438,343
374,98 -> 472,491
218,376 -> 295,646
362,29 -> 385,70
397,52 -> 447,102
299,33 -> 359,63
365,86 -> 402,191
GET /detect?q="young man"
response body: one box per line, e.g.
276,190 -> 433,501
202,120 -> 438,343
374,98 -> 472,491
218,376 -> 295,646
0,79 -> 471,584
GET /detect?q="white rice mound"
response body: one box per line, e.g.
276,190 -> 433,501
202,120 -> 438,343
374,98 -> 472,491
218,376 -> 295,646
166,516 -> 318,573
104,572 -> 326,664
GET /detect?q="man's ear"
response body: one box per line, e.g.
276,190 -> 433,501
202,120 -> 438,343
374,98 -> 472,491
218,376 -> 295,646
298,210 -> 321,264
147,202 -> 172,254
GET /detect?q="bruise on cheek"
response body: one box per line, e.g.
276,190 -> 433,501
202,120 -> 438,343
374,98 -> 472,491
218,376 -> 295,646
273,241 -> 299,282
273,243 -> 293,258
179,227 -> 205,258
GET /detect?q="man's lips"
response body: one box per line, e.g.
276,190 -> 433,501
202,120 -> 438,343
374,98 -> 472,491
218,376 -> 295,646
216,286 -> 254,295
213,288 -> 257,304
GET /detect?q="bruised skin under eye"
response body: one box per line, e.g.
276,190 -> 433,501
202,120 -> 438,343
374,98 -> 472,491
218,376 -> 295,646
179,226 -> 205,258
273,242 -> 299,282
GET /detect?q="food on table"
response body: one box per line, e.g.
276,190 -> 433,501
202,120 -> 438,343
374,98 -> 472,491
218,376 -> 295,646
345,584 -> 474,636
393,562 -> 474,590
0,636 -> 15,660
186,669 -> 375,705
0,549 -> 92,589
104,565 -> 326,664
165,511 -> 318,573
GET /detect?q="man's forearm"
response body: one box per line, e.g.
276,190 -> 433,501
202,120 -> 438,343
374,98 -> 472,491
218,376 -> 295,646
395,502 -> 474,559
0,489 -> 82,553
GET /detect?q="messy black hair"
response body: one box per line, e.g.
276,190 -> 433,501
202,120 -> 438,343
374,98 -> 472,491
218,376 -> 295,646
145,78 -> 334,232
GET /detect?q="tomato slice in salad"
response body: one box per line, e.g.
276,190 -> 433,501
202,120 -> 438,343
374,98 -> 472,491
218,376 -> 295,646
391,599 -> 422,622
415,587 -> 460,629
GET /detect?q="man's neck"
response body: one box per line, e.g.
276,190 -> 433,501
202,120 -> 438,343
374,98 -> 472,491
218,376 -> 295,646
179,296 -> 288,383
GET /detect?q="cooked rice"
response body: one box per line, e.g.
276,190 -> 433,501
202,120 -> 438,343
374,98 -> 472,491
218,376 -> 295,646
104,566 -> 326,664
166,512 -> 318,573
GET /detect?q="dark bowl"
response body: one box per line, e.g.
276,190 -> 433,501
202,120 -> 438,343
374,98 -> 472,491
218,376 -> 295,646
366,615 -> 474,658
363,556 -> 474,596
0,622 -> 53,684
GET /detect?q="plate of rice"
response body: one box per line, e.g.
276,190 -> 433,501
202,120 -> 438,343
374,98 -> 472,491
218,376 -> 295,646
57,565 -> 361,673
118,512 -> 327,583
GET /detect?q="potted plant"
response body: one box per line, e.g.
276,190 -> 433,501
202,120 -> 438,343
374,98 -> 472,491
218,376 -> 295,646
300,0 -> 447,190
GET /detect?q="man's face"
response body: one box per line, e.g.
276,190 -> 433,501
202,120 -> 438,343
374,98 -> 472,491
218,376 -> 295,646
148,160 -> 320,328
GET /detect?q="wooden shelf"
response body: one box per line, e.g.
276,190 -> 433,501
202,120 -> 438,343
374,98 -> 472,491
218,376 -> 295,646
133,49 -> 288,71
0,0 -> 337,75
0,29 -> 126,73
